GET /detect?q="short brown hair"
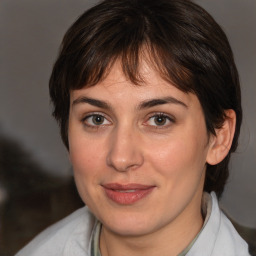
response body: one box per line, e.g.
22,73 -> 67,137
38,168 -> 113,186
49,0 -> 242,198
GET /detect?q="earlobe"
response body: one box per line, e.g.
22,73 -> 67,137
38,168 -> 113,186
206,109 -> 236,165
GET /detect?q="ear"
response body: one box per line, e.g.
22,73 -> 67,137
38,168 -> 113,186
206,109 -> 236,165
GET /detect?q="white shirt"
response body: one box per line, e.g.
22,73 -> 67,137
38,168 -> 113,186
16,192 -> 250,256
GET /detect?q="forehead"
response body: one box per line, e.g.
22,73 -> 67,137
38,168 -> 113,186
69,61 -> 203,116
71,60 -> 192,103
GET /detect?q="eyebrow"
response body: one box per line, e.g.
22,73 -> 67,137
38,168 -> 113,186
138,97 -> 188,109
72,96 -> 111,110
72,96 -> 188,110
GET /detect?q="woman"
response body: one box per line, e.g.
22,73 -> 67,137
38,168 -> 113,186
16,0 -> 250,255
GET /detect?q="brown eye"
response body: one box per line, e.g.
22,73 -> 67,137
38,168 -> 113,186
154,116 -> 167,126
146,113 -> 174,128
92,115 -> 104,125
83,114 -> 111,127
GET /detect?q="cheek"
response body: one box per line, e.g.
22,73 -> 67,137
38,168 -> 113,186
147,134 -> 208,180
69,135 -> 103,181
69,138 -> 105,206
69,123 -> 103,167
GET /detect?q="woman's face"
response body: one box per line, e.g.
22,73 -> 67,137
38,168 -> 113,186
68,61 -> 213,237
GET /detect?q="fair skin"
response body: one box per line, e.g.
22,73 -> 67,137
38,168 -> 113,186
68,60 -> 236,256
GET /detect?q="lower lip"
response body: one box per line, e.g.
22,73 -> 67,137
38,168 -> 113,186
103,187 -> 155,205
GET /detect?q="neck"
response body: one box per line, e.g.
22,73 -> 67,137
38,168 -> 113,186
100,192 -> 204,256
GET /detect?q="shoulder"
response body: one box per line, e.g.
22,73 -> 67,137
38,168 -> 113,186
211,192 -> 250,255
15,206 -> 96,256
188,192 -> 250,256
213,209 -> 250,255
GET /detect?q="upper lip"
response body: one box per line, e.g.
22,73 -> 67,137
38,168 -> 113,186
102,183 -> 155,190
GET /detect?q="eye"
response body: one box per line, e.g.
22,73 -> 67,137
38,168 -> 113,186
146,113 -> 174,127
83,114 -> 111,127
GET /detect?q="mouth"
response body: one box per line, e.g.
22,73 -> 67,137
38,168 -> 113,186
102,183 -> 156,205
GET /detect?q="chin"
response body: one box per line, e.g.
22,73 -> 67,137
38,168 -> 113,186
100,210 -> 160,237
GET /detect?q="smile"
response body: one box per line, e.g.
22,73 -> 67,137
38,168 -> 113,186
102,183 -> 155,205
117,190 -> 136,193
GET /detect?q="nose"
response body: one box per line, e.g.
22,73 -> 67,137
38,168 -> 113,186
106,126 -> 144,172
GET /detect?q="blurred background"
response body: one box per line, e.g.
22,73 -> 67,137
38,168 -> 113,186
0,0 -> 255,255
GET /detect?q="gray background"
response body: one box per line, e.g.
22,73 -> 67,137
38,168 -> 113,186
0,0 -> 255,227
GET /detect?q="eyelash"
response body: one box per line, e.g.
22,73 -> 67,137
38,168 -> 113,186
145,112 -> 175,128
81,113 -> 111,129
81,112 -> 175,130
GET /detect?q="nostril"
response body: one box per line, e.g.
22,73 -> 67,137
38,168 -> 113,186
106,150 -> 144,172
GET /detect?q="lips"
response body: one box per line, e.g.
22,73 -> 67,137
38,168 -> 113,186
102,183 -> 155,205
